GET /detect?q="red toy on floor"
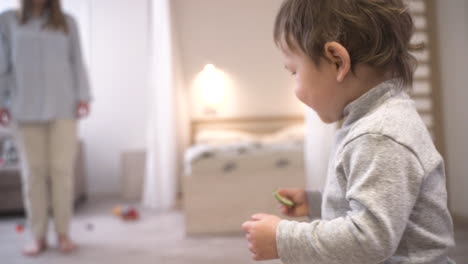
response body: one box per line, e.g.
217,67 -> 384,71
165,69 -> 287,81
112,205 -> 140,221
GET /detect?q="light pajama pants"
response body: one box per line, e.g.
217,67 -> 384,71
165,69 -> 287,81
14,120 -> 77,239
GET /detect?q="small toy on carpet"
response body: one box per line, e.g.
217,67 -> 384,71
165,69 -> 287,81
86,223 -> 94,231
112,205 -> 140,221
15,223 -> 24,233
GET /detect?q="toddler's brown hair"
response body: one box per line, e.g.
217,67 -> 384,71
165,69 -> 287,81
274,0 -> 421,86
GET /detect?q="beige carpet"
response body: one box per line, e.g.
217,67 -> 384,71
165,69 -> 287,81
0,197 -> 281,264
0,197 -> 466,264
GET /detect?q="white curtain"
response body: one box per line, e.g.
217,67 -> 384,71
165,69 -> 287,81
143,0 -> 189,210
304,109 -> 336,191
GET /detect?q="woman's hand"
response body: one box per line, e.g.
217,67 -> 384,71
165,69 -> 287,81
0,108 -> 11,126
277,188 -> 309,217
76,101 -> 90,119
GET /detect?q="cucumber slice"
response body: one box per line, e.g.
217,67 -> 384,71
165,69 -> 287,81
273,189 -> 295,207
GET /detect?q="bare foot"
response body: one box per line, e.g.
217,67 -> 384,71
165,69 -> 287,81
58,235 -> 78,254
22,239 -> 47,257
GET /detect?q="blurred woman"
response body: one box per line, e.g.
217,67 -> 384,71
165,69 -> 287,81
0,0 -> 91,256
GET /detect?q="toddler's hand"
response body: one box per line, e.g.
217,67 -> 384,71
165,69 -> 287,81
241,213 -> 281,261
277,188 -> 309,217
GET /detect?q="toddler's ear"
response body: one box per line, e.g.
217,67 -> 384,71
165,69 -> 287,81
324,41 -> 351,82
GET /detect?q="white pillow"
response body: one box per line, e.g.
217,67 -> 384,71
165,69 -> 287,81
276,124 -> 306,138
195,129 -> 257,145
260,124 -> 305,144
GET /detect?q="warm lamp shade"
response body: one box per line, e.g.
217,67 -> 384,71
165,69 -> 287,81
198,64 -> 226,105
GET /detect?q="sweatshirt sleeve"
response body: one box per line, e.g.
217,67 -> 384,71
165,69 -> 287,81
276,134 -> 425,264
67,15 -> 92,102
0,13 -> 11,108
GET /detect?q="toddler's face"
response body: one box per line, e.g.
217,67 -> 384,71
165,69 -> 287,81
280,44 -> 343,123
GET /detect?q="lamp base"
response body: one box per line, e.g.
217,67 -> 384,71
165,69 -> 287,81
203,107 -> 217,118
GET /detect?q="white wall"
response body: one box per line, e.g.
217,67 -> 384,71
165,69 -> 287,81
172,0 -> 304,119
305,110 -> 336,191
436,0 -> 468,218
81,0 -> 150,195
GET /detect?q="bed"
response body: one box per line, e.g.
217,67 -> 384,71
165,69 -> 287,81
183,116 -> 307,235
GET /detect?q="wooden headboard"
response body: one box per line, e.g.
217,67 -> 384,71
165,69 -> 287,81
190,115 -> 305,145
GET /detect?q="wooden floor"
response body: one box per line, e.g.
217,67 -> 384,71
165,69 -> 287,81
451,222 -> 468,263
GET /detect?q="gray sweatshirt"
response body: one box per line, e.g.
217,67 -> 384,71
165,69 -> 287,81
276,80 -> 455,264
0,10 -> 91,122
